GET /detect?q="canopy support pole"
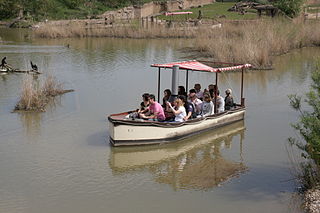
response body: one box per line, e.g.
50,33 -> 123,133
240,67 -> 245,107
214,71 -> 219,114
158,67 -> 161,102
186,70 -> 189,93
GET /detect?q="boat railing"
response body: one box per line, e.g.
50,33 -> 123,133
108,106 -> 245,128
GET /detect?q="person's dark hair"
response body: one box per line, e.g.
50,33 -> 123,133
189,89 -> 196,94
178,95 -> 186,103
149,94 -> 155,100
164,89 -> 171,97
178,86 -> 186,95
209,89 -> 214,98
216,90 -> 220,96
203,93 -> 212,102
142,93 -> 150,101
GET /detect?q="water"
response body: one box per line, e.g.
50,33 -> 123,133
0,28 -> 319,213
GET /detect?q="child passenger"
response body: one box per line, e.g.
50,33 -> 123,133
201,93 -> 214,116
166,97 -> 186,122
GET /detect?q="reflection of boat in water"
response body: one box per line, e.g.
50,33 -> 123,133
108,61 -> 251,146
109,121 -> 247,190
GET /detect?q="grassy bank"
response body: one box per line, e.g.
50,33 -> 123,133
15,75 -> 73,112
34,18 -> 320,68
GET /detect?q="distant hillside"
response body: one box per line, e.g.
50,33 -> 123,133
0,0 -> 153,21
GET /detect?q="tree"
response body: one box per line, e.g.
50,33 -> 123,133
273,0 -> 305,17
289,60 -> 320,189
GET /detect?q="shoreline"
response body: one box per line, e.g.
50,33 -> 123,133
304,189 -> 320,213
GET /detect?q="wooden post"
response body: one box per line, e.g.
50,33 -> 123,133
158,67 -> 161,102
240,67 -> 245,107
185,70 -> 189,93
214,71 -> 218,114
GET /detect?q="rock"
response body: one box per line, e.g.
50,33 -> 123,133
304,189 -> 320,213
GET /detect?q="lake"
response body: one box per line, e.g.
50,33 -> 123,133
0,28 -> 319,213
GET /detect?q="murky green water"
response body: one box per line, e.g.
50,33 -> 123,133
0,28 -> 318,213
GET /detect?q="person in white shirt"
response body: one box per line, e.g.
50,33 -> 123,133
167,98 -> 186,122
215,90 -> 225,113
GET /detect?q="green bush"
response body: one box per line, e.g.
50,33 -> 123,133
0,0 -> 153,21
289,60 -> 320,189
273,0 -> 305,17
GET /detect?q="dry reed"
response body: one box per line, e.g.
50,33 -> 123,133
194,19 -> 320,68
15,75 -> 72,112
34,19 -> 320,68
35,22 -> 198,39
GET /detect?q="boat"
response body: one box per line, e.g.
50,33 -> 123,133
0,67 -> 9,73
109,120 -> 247,190
108,60 -> 252,146
0,65 -> 42,74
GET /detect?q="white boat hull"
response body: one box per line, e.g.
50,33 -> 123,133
108,108 -> 245,146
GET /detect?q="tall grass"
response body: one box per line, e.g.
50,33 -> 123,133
15,75 -> 71,112
34,22 -> 198,39
34,19 -> 320,68
194,19 -> 320,68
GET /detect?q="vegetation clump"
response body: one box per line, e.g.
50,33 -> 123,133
0,0 -> 153,21
289,60 -> 320,211
15,75 -> 73,112
272,0 -> 305,18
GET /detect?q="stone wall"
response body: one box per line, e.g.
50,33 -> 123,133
100,0 -> 215,21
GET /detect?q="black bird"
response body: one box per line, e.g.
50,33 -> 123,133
1,57 -> 7,67
30,61 -> 38,71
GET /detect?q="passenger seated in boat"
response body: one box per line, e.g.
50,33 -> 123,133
166,97 -> 186,122
215,90 -> 225,113
188,89 -> 202,116
139,94 -> 165,121
224,89 -> 234,110
204,84 -> 216,93
138,93 -> 150,114
179,95 -> 195,121
194,83 -> 204,100
178,86 -> 187,97
201,93 -> 214,116
162,89 -> 171,107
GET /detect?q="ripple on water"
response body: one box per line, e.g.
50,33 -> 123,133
0,44 -> 67,54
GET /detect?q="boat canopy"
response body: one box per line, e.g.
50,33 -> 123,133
151,60 -> 252,73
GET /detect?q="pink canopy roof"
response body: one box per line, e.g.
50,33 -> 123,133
151,60 -> 252,72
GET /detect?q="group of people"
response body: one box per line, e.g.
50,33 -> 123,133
134,83 -> 235,122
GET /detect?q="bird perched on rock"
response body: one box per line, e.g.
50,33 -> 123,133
30,61 -> 38,71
